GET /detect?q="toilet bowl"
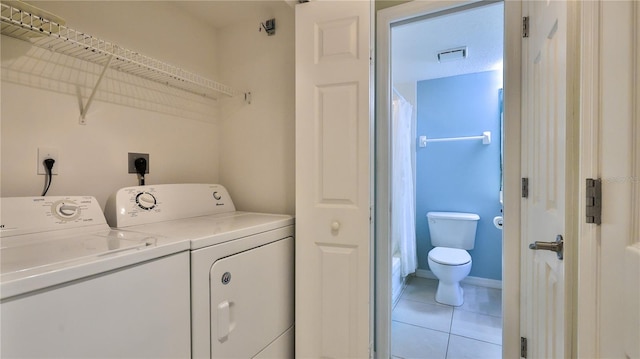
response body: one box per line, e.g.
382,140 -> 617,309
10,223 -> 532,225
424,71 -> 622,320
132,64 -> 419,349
427,247 -> 472,306
426,212 -> 479,306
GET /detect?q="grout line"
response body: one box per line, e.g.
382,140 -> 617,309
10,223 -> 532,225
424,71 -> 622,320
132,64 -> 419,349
391,319 -> 451,335
454,305 -> 503,319
449,333 -> 503,347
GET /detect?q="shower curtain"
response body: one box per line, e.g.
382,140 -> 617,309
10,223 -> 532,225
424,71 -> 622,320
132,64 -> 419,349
392,90 -> 417,277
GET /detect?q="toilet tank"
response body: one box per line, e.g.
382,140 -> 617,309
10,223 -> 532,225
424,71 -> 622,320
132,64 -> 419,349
427,212 -> 480,250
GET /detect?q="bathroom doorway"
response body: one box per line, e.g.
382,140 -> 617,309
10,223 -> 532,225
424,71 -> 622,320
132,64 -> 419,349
379,1 -> 506,358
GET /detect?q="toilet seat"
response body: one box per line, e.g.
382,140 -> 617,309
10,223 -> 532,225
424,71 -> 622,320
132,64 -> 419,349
429,247 -> 471,266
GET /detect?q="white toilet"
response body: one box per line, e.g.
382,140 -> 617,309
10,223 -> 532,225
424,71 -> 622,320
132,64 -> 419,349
426,211 -> 480,306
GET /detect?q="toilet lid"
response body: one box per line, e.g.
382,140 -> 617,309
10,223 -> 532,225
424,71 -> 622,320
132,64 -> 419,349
429,247 -> 471,265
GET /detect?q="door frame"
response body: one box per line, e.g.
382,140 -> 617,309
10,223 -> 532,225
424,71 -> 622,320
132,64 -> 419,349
575,1 -> 640,357
375,1 -> 522,357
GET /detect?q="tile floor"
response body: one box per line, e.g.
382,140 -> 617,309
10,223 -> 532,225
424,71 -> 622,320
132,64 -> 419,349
391,277 -> 502,359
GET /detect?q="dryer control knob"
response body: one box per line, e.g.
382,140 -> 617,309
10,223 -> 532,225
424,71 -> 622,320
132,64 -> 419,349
213,191 -> 222,200
136,192 -> 156,210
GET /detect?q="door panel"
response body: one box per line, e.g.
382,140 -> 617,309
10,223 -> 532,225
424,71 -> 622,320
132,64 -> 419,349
522,1 -> 568,357
295,1 -> 372,358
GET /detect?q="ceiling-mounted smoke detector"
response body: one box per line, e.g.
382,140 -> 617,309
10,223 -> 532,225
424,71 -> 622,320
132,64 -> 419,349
437,47 -> 468,62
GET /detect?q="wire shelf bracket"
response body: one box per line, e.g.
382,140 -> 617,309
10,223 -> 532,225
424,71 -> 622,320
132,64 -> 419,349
78,54 -> 113,124
1,2 -> 249,123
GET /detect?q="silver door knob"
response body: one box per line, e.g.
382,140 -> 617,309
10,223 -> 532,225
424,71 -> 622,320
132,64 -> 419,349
529,234 -> 563,260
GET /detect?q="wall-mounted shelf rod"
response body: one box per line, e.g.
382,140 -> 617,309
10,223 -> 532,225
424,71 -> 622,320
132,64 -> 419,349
419,131 -> 491,147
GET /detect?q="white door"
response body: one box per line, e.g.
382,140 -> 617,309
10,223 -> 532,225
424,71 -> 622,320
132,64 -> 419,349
295,1 -> 372,358
521,1 -> 573,357
593,1 -> 640,357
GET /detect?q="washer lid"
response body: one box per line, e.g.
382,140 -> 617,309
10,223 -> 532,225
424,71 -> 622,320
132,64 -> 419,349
429,247 -> 471,265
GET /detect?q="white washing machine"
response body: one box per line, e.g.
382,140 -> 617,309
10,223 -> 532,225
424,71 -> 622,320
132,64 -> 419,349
0,196 -> 191,358
104,183 -> 295,359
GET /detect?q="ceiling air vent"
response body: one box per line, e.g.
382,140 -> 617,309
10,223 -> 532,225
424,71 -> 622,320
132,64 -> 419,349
437,47 -> 468,62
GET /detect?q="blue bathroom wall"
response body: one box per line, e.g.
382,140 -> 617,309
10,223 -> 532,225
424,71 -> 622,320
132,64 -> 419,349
416,70 -> 503,280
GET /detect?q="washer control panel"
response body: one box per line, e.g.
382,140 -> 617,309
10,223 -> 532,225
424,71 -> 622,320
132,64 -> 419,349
104,184 -> 236,228
0,196 -> 107,237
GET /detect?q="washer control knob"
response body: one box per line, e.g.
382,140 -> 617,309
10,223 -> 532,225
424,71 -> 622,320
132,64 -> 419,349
51,200 -> 81,221
213,191 -> 222,201
58,204 -> 78,217
136,192 -> 156,210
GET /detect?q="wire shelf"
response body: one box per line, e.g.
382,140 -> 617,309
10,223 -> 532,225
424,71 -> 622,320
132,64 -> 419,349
0,2 -> 240,99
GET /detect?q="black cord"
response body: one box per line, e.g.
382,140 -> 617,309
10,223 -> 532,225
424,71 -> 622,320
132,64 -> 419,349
41,158 -> 55,196
134,157 -> 147,186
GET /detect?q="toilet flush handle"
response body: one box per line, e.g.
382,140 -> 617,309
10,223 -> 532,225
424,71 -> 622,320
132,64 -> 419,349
529,234 -> 563,260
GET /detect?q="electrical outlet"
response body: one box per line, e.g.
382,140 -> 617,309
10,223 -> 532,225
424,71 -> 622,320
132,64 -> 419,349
37,147 -> 59,175
128,153 -> 149,174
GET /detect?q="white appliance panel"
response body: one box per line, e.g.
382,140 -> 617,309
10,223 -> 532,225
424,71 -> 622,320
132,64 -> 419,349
105,184 -> 295,359
125,212 -> 294,249
210,237 -> 294,358
0,196 -> 107,237
1,230 -> 154,273
0,196 -> 190,299
105,183 -> 235,228
190,226 -> 295,358
1,252 -> 191,359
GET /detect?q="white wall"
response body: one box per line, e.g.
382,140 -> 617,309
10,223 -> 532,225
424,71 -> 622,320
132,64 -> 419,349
217,4 -> 295,215
1,2 -> 221,208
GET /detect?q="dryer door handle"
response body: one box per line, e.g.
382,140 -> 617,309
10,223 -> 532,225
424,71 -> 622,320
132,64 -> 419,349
217,300 -> 230,341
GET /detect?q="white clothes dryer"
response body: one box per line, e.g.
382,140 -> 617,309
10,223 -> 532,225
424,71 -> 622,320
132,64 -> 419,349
0,196 -> 191,358
105,183 -> 295,359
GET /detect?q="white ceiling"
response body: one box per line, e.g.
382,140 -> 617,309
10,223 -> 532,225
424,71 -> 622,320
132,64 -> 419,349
170,0 -> 502,84
392,2 -> 504,84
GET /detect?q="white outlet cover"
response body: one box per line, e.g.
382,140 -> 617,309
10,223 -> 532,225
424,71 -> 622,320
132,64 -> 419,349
37,147 -> 59,175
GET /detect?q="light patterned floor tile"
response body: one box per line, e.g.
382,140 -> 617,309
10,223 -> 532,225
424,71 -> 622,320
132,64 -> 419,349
450,309 -> 502,345
446,335 -> 502,359
459,283 -> 502,317
393,276 -> 504,358
400,277 -> 439,305
392,299 -> 453,333
391,321 -> 449,359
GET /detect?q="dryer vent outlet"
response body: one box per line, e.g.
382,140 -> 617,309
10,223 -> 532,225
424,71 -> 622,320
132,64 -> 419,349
128,153 -> 149,174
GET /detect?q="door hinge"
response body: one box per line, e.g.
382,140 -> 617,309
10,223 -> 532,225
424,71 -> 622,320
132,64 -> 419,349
522,177 -> 529,198
586,178 -> 602,225
522,16 -> 530,38
521,337 -> 528,358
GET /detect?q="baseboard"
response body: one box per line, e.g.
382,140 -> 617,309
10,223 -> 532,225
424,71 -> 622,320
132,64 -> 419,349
415,269 -> 503,289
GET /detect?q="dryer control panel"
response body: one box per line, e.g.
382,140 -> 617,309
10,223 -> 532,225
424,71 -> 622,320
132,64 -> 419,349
104,184 -> 236,228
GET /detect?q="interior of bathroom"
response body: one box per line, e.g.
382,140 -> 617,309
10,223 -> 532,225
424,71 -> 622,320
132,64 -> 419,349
389,2 -> 504,358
